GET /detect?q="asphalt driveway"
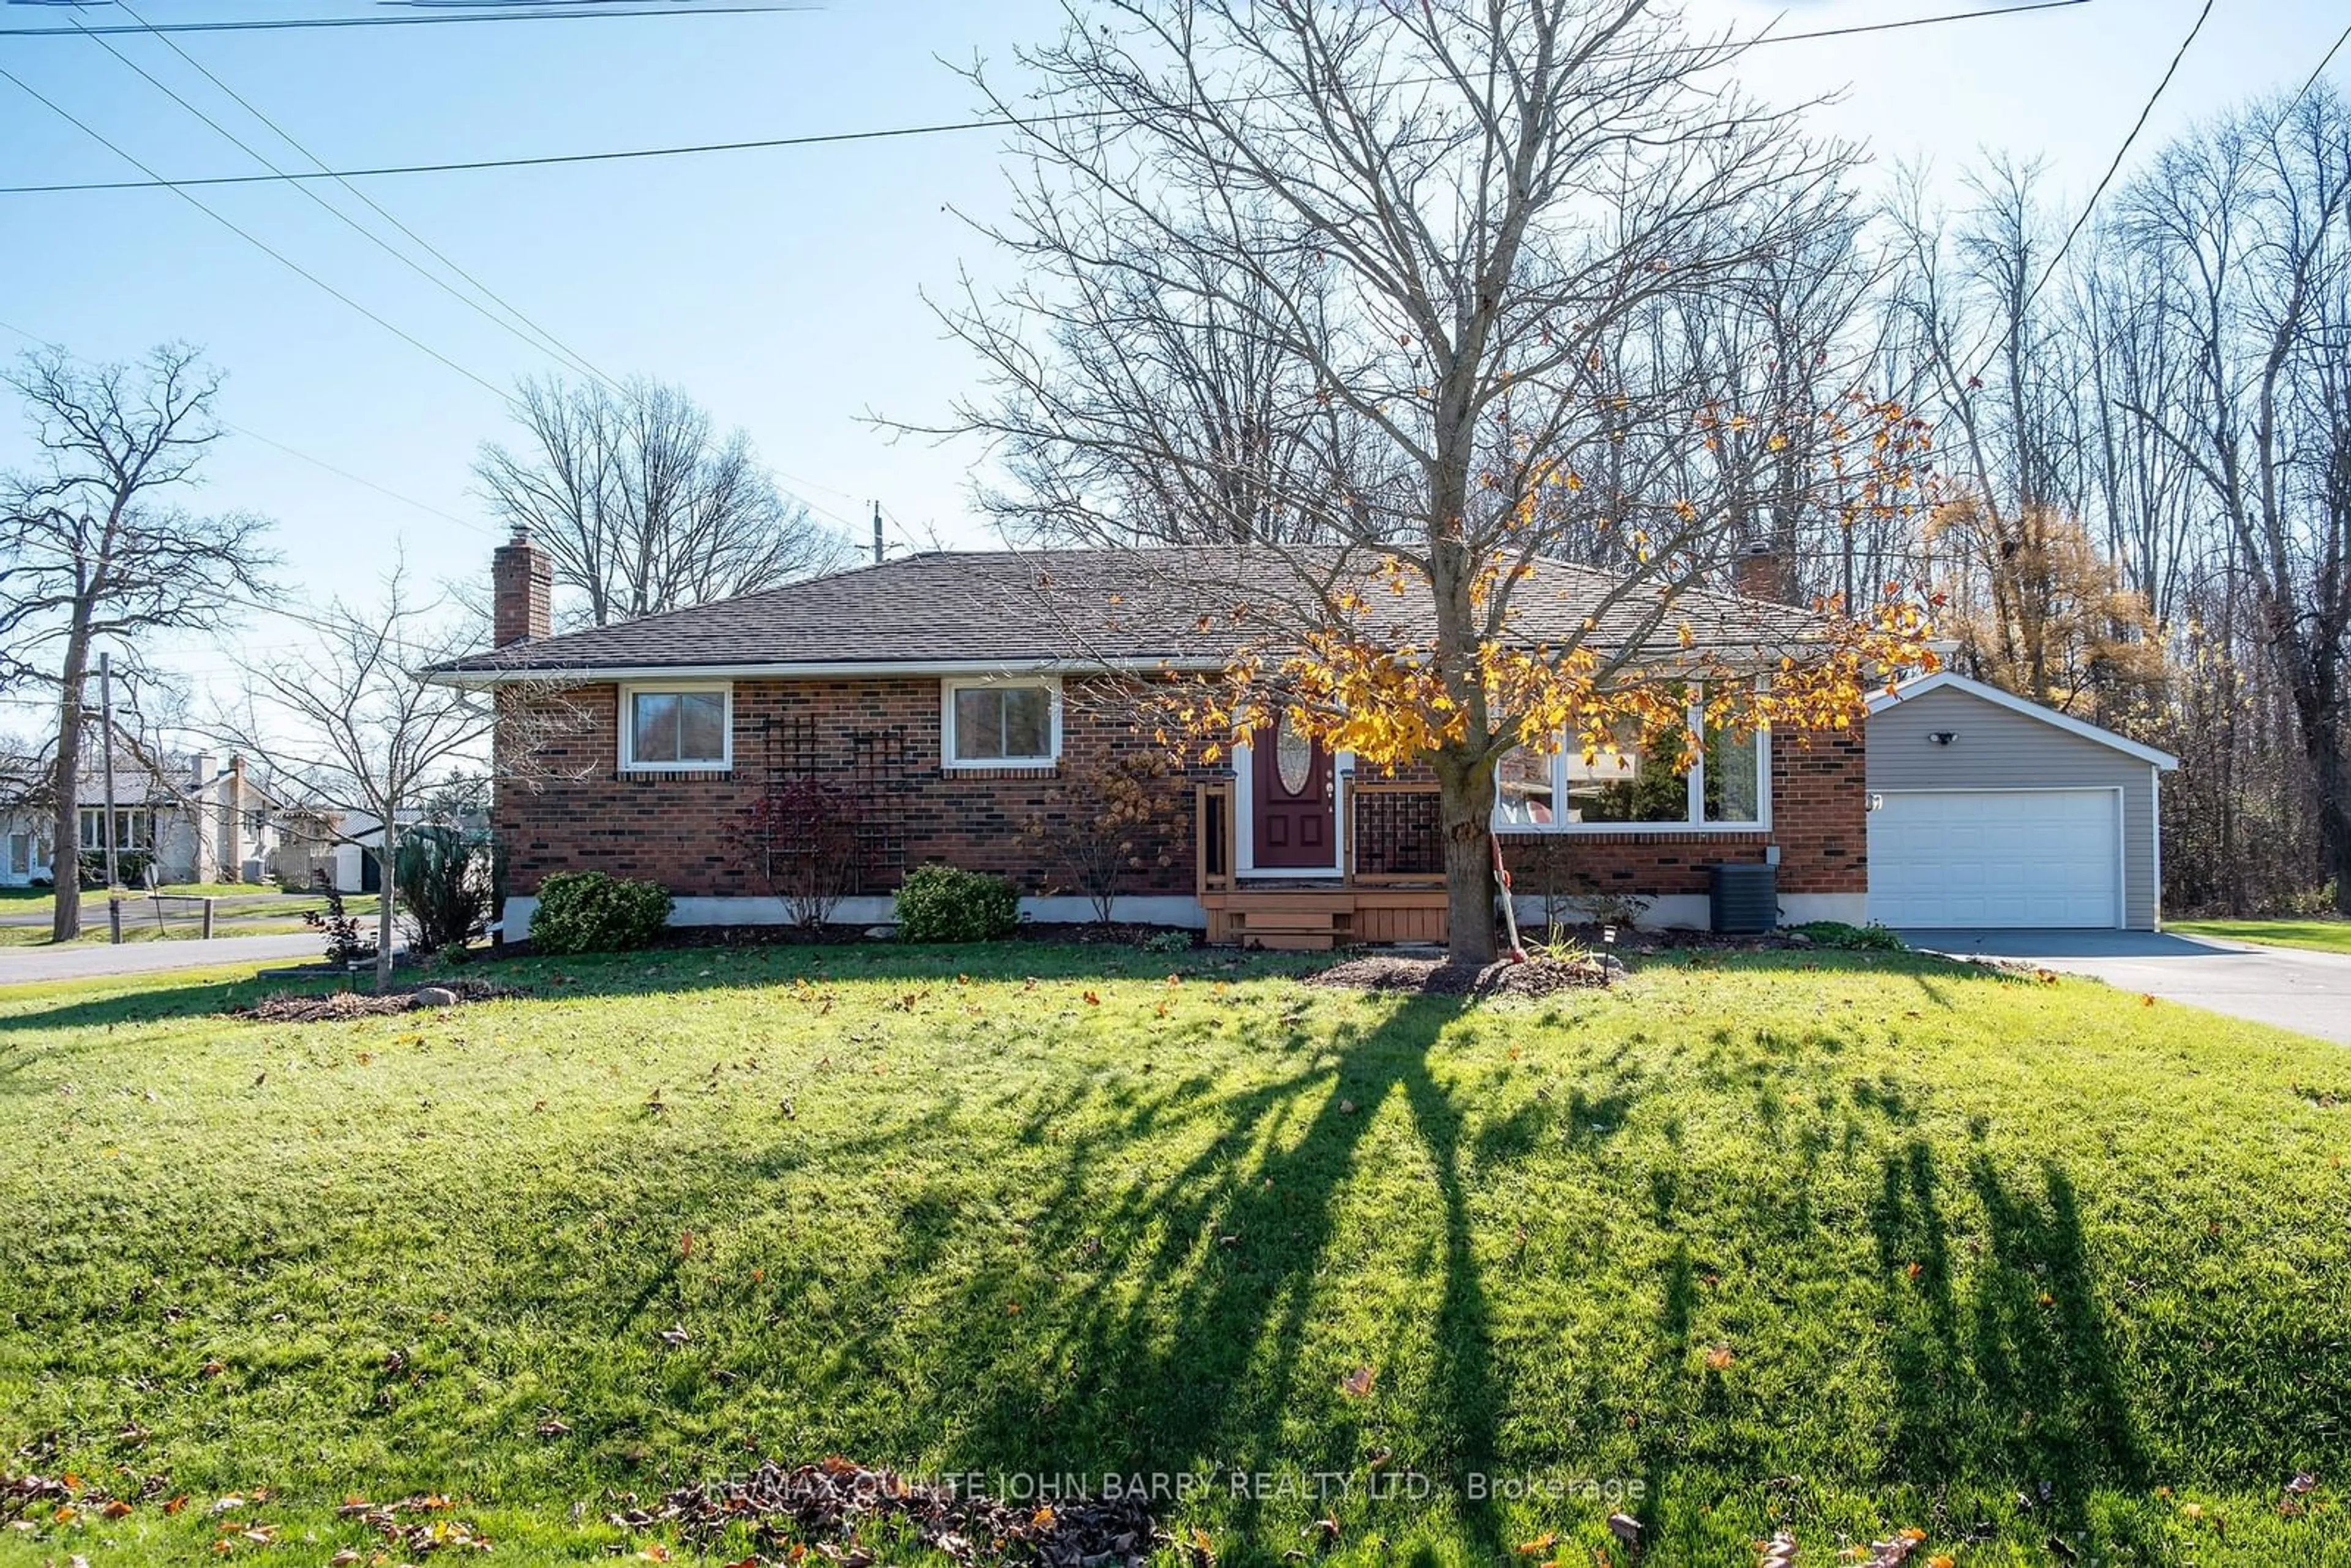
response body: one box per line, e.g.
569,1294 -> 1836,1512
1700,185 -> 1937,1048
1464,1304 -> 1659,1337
1900,928 -> 2351,1045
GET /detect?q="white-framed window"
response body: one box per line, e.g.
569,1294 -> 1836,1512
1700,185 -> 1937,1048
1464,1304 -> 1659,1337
941,676 -> 1062,768
1493,690 -> 1769,833
78,807 -> 154,850
619,681 -> 733,771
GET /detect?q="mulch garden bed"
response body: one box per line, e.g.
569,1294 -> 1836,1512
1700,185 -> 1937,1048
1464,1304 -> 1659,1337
1307,953 -> 1618,997
1527,921 -> 1821,957
613,1456 -> 1160,1568
230,979 -> 525,1022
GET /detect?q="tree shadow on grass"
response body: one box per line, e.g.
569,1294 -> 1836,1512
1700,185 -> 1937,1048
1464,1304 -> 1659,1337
786,993 -> 1518,1553
0,942 -> 1315,1039
1867,1139 -> 2143,1532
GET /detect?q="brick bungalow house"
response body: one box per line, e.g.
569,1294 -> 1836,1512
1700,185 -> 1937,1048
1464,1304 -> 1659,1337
430,533 -> 1867,947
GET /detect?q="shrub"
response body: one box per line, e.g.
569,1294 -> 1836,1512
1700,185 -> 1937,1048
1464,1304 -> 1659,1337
529,871 -> 673,955
1791,920 -> 1906,951
1020,754 -> 1180,925
396,825 -> 490,956
1139,928 -> 1193,954
894,864 -> 1019,943
302,887 -> 367,965
737,778 -> 864,928
78,848 -> 155,890
1568,890 -> 1652,931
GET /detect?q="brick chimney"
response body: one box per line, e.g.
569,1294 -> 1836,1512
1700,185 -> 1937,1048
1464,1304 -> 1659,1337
1733,538 -> 1787,603
492,528 -> 553,647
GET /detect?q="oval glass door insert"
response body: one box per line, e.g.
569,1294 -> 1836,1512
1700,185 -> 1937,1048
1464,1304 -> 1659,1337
1275,715 -> 1314,795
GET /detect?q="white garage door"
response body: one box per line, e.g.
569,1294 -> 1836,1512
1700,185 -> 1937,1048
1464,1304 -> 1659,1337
1869,789 -> 2121,928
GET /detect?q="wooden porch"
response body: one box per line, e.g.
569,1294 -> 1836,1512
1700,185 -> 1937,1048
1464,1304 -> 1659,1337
1195,779 -> 1449,950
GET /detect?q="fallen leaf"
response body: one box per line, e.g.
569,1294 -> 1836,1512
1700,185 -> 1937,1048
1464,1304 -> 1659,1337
1705,1344 -> 1735,1371
1340,1366 -> 1376,1398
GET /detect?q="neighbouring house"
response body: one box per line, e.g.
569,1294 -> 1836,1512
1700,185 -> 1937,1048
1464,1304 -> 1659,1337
430,533 -> 1883,948
1865,672 -> 2178,931
0,751 -> 288,888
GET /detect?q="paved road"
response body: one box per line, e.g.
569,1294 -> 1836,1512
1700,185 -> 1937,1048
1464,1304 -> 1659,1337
1901,928 -> 2351,1045
0,895 -> 322,929
0,933 -> 321,986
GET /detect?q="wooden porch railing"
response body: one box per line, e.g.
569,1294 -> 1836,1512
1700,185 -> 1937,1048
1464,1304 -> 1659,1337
1344,780 -> 1445,888
1196,781 -> 1236,896
1198,777 -> 1444,896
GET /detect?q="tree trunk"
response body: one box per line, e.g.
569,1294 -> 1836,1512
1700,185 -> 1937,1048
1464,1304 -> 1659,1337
1435,751 -> 1499,964
375,836 -> 398,993
48,615 -> 92,943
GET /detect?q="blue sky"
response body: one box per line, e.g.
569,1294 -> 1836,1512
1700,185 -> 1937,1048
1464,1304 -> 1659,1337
0,0 -> 2342,702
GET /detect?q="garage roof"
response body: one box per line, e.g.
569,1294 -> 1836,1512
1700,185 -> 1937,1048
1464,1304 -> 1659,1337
1867,672 -> 2178,770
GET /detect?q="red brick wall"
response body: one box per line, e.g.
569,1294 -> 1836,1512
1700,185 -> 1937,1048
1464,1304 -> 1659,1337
495,677 -> 1217,900
1496,725 -> 1865,896
497,678 -> 1865,904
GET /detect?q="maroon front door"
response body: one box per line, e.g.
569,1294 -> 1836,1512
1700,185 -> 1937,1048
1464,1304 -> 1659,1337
1251,713 -> 1337,869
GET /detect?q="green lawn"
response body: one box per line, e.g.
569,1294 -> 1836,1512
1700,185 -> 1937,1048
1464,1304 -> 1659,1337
2171,917 -> 2351,956
2,945 -> 2346,1566
0,891 -> 377,947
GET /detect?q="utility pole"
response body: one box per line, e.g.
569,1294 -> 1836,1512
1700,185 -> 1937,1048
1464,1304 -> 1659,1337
99,651 -> 122,945
871,500 -> 884,566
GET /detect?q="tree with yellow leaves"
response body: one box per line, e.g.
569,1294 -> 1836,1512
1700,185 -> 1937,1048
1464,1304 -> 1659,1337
920,0 -> 1938,959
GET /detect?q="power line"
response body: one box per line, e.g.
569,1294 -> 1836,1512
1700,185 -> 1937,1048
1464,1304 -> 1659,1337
0,2 -> 2094,197
0,6 -> 813,38
2027,0 -> 2213,313
1958,0 -> 2209,389
0,315 -> 490,538
67,8 -> 618,392
0,66 -> 516,406
20,26 -> 858,525
2287,20 -> 2351,114
219,423 -> 494,537
113,0 -> 624,393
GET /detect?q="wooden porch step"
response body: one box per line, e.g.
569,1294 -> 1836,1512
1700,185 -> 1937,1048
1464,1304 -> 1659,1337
1239,911 -> 1341,932
1217,890 -> 1352,912
1248,931 -> 1338,951
1233,907 -> 1341,952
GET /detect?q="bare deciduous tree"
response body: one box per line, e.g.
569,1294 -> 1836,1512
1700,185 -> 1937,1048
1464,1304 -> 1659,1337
2117,89 -> 2351,912
217,566 -> 580,990
473,376 -> 849,628
918,0 -> 1933,960
0,343 -> 276,939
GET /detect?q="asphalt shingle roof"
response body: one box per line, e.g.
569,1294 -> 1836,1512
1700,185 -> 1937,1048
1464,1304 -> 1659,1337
430,546 -> 1815,676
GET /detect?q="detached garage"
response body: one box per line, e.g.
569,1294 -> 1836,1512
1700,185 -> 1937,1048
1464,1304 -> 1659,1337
1865,673 -> 2178,931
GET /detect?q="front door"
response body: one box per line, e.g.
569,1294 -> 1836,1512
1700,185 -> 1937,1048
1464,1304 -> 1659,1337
1251,712 -> 1337,870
